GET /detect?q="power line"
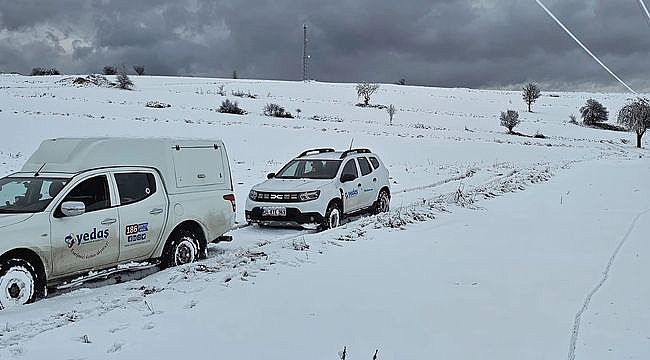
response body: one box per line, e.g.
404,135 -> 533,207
636,0 -> 650,31
535,0 -> 637,94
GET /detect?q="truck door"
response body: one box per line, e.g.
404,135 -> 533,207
339,159 -> 362,213
112,171 -> 168,262
50,174 -> 120,276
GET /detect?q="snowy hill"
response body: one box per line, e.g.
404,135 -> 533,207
0,74 -> 648,359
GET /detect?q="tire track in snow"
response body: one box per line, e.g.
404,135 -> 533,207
568,207 -> 650,360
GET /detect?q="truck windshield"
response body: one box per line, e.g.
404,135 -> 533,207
0,177 -> 70,213
275,160 -> 341,179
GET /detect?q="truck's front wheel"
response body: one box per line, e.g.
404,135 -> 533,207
161,230 -> 199,268
0,259 -> 38,310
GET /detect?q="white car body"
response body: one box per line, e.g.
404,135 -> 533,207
245,148 -> 390,228
0,137 -> 236,308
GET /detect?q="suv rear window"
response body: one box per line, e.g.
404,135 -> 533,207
369,157 -> 380,169
358,157 -> 372,176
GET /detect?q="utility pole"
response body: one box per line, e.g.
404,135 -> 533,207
302,24 -> 309,81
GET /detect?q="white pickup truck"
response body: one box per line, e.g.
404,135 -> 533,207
0,137 -> 236,309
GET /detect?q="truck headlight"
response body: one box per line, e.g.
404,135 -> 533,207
249,190 -> 258,201
299,190 -> 320,201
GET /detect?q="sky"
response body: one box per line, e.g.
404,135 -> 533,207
1,0 -> 649,92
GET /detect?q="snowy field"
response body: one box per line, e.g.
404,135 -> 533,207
0,74 -> 648,359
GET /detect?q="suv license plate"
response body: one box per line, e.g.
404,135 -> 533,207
262,207 -> 287,217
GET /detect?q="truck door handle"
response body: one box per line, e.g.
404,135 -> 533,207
101,218 -> 117,225
150,208 -> 164,215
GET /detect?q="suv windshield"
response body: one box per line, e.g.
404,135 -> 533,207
275,159 -> 342,179
0,177 -> 70,213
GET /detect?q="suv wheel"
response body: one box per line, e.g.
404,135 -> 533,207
323,202 -> 341,229
0,259 -> 38,309
373,190 -> 390,214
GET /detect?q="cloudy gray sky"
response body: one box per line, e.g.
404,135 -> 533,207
1,0 -> 649,92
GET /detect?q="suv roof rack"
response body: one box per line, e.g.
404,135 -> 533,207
340,148 -> 372,159
298,148 -> 335,157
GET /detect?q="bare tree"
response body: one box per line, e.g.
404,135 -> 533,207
580,98 -> 608,125
103,66 -> 117,75
116,67 -> 133,90
617,97 -> 650,148
522,82 -> 541,112
387,104 -> 396,125
500,109 -> 520,133
133,65 -> 145,75
356,82 -> 380,106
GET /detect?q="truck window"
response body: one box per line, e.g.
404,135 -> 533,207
358,157 -> 372,176
59,175 -> 110,214
115,172 -> 156,205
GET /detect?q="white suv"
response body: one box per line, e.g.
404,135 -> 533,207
245,148 -> 390,229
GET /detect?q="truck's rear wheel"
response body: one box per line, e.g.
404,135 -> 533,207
0,259 -> 38,310
161,230 -> 199,268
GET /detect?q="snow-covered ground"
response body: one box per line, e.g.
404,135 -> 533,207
0,74 -> 648,359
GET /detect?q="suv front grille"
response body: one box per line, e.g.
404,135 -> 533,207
253,192 -> 301,203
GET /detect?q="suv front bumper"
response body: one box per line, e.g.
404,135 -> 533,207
245,207 -> 324,224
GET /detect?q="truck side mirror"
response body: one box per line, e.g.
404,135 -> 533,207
340,173 -> 357,183
267,173 -> 275,179
61,201 -> 86,217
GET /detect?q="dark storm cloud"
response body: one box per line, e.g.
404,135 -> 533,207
0,0 -> 649,91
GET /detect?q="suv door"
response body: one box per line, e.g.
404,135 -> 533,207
113,170 -> 168,261
50,174 -> 120,276
339,159 -> 362,213
356,156 -> 377,208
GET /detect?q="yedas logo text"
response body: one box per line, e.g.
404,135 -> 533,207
64,228 -> 110,248
344,189 -> 359,199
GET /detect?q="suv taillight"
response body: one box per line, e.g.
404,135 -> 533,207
223,194 -> 236,212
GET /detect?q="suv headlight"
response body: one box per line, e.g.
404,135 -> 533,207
299,190 -> 320,201
249,190 -> 258,201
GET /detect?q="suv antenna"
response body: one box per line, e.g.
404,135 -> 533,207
349,138 -> 354,150
34,162 -> 47,177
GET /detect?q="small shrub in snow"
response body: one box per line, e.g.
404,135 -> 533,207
218,99 -> 246,115
569,114 -> 579,125
356,82 -> 380,106
522,82 -> 541,112
263,103 -> 294,118
533,131 -> 546,139
145,101 -> 171,108
499,109 -> 520,133
387,104 -> 396,125
116,67 -> 133,90
216,84 -> 226,96
580,98 -> 608,125
103,66 -> 117,75
31,67 -> 60,76
231,89 -> 257,99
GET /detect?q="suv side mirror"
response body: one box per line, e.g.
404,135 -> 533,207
267,173 -> 276,179
340,173 -> 357,183
61,201 -> 85,217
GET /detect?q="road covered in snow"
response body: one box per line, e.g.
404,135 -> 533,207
0,75 -> 648,359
